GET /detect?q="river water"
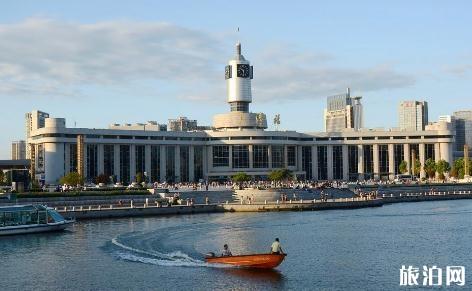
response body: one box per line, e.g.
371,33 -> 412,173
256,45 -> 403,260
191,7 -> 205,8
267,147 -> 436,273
1,200 -> 471,290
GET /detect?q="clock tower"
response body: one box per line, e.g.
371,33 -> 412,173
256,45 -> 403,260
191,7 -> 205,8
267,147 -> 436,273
225,42 -> 253,112
213,42 -> 267,130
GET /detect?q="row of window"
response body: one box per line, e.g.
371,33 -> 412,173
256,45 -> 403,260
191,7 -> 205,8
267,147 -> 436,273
212,145 -> 297,168
78,144 -> 204,183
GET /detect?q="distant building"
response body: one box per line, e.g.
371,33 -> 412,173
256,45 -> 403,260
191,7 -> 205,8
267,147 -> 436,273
452,110 -> 472,158
11,140 -> 26,160
25,110 -> 50,159
168,117 -> 198,131
398,101 -> 428,131
324,88 -> 363,132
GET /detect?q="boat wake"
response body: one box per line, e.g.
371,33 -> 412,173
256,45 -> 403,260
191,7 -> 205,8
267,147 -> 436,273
111,237 -> 229,268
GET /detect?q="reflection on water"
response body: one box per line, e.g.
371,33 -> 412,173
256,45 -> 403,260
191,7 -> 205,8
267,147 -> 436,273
221,268 -> 285,283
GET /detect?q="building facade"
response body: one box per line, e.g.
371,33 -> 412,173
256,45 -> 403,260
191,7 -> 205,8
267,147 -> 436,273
168,117 -> 198,131
452,110 -> 472,158
27,43 -> 454,184
11,140 -> 26,160
398,101 -> 429,131
324,88 -> 363,132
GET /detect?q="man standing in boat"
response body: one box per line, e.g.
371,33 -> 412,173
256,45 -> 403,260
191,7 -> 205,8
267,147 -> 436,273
270,238 -> 284,254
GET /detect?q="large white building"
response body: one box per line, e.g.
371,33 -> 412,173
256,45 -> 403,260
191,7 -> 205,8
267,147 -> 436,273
27,43 -> 454,184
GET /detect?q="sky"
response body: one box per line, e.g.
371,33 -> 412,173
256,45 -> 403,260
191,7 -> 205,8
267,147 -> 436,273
0,0 -> 471,158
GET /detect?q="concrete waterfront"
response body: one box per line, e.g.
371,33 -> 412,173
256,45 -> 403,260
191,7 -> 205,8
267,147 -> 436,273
56,197 -> 383,219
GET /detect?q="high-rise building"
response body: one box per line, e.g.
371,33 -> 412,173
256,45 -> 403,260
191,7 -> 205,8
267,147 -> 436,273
11,140 -> 26,160
398,101 -> 428,131
168,117 -> 198,131
324,88 -> 363,132
452,110 -> 472,158
25,110 -> 50,159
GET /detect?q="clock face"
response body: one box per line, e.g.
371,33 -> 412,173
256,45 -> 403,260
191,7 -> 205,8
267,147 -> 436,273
225,65 -> 232,79
237,64 -> 250,78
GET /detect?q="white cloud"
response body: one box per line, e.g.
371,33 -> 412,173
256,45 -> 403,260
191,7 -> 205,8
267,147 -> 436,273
0,18 -> 415,102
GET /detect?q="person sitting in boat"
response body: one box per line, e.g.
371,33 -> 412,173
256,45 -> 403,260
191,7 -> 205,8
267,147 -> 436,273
222,244 -> 232,256
271,238 -> 284,254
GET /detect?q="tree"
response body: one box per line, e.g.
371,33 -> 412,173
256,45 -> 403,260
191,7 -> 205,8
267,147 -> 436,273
411,159 -> 421,177
59,172 -> 84,185
135,172 -> 144,184
450,158 -> 472,179
0,170 -> 4,185
399,160 -> 408,174
268,169 -> 293,187
436,159 -> 450,180
423,158 -> 436,179
95,174 -> 110,185
232,172 -> 251,189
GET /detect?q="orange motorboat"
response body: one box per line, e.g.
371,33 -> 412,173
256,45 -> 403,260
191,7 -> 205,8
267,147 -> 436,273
205,253 -> 287,269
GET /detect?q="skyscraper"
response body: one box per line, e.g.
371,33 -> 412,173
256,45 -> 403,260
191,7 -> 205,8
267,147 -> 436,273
324,88 -> 363,132
398,101 -> 428,131
25,110 -> 50,159
452,110 -> 472,158
11,140 -> 26,160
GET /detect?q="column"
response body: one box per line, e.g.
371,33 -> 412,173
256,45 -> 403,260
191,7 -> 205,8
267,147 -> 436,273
175,145 -> 181,183
159,145 -> 166,182
357,144 -> 364,181
189,146 -> 195,182
327,145 -> 333,180
388,144 -> 395,180
440,142 -> 452,164
130,144 -> 136,182
98,144 -> 104,175
434,143 -> 441,162
311,145 -> 318,181
373,144 -> 379,180
145,144 -> 151,182
284,145 -> 288,168
114,144 -> 120,182
342,145 -> 349,181
268,145 -> 272,169
249,145 -> 254,169
403,143 -> 410,174
419,143 -> 426,179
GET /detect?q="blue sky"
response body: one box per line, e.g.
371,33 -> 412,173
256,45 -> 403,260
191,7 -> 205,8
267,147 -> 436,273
0,0 -> 471,158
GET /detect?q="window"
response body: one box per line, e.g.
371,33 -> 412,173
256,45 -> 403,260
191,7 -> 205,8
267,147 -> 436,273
166,146 -> 175,182
287,146 -> 296,167
120,145 -> 130,184
194,146 -> 204,181
332,145 -> 343,180
302,146 -> 312,180
253,145 -> 269,168
317,146 -> 327,180
348,145 -> 358,181
180,146 -> 189,182
103,145 -> 114,177
150,145 -> 160,182
271,146 -> 285,168
213,145 -> 229,167
135,145 -> 146,178
86,144 -> 98,181
232,145 -> 249,168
